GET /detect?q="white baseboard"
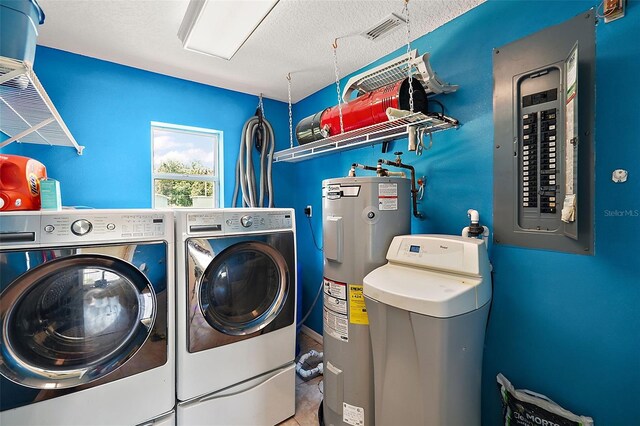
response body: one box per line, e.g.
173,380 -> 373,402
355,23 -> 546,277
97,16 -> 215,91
300,325 -> 323,345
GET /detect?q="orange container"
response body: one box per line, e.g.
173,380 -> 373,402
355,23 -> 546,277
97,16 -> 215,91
0,154 -> 47,211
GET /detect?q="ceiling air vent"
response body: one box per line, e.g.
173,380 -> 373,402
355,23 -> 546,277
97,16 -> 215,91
361,13 -> 407,41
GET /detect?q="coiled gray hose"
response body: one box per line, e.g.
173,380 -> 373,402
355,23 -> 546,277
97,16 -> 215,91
232,115 -> 275,207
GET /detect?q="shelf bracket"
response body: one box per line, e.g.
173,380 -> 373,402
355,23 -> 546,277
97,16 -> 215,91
0,68 -> 25,85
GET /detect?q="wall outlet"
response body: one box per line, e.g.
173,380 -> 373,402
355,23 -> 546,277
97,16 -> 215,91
304,205 -> 312,217
604,0 -> 625,23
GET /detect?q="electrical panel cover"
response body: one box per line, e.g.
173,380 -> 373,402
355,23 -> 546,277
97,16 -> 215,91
493,10 -> 595,254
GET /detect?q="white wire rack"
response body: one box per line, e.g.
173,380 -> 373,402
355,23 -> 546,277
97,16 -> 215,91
272,112 -> 457,163
0,57 -> 84,154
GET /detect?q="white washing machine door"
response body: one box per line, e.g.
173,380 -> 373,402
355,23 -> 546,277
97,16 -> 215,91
0,254 -> 156,389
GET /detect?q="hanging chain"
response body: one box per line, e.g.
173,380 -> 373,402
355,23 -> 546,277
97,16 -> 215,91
287,73 -> 293,148
332,40 -> 345,134
404,0 -> 414,113
258,93 -> 265,118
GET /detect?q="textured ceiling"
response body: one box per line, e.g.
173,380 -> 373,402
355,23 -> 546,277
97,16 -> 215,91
36,0 -> 484,103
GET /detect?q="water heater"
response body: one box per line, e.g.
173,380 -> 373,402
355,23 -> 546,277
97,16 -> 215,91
322,176 -> 410,426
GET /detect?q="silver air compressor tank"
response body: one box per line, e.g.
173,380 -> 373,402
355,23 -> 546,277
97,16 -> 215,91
322,176 -> 411,426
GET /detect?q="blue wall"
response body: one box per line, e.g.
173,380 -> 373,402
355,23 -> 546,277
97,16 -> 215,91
1,46 -> 294,208
288,1 -> 640,424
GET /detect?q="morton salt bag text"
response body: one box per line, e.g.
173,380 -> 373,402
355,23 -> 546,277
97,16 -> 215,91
497,374 -> 594,426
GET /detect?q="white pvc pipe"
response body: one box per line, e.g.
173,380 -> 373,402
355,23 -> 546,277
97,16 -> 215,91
467,208 -> 480,224
462,227 -> 470,238
462,210 -> 490,244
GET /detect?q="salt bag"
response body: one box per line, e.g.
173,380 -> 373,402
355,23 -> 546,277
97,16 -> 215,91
497,373 -> 594,426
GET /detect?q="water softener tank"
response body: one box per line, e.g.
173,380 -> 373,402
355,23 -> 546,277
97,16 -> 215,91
322,176 -> 411,426
363,235 -> 492,425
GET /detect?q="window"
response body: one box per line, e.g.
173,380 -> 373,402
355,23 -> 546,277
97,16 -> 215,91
151,122 -> 223,208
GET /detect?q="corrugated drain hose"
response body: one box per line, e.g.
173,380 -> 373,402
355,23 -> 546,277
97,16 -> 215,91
296,280 -> 325,379
296,349 -> 324,380
232,115 -> 275,207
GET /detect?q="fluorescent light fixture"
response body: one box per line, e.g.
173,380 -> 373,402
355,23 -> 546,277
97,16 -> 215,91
178,0 -> 279,61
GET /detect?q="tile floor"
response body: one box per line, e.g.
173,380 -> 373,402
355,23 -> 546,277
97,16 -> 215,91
278,332 -> 324,426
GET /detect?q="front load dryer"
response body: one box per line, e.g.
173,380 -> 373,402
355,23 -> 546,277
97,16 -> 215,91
0,210 -> 175,426
175,208 -> 296,426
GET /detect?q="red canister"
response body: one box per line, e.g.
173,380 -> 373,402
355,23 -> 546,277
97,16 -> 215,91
295,78 -> 428,145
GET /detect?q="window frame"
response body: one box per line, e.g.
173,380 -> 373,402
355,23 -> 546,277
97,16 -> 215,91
150,121 -> 224,208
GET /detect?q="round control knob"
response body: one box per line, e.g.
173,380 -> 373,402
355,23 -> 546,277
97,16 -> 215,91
367,211 -> 375,219
44,225 -> 55,233
226,219 -> 233,225
106,223 -> 116,230
71,219 -> 93,236
240,215 -> 253,228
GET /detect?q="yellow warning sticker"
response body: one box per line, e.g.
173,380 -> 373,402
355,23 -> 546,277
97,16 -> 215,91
348,284 -> 369,325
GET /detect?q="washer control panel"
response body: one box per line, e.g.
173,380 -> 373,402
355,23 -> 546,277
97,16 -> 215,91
41,211 -> 169,244
185,209 -> 294,235
186,211 -> 225,235
223,210 -> 293,233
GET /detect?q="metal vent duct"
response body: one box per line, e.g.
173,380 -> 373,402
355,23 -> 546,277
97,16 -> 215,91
361,13 -> 407,41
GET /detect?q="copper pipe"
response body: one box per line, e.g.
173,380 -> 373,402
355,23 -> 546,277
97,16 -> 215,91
378,157 -> 423,218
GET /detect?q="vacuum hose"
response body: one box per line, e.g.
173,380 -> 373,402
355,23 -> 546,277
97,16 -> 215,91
232,115 -> 275,207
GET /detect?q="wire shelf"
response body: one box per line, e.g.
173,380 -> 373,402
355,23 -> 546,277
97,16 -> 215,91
272,112 -> 458,163
0,57 -> 84,154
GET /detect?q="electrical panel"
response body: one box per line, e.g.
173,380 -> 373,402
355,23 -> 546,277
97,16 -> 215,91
493,10 -> 595,254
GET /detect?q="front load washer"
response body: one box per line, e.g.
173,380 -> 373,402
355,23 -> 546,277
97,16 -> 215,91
0,210 -> 174,426
175,208 -> 296,426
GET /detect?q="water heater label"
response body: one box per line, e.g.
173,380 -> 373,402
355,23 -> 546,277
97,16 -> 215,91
324,307 -> 348,342
324,277 -> 347,299
325,184 -> 361,200
323,277 -> 349,341
324,294 -> 347,315
348,284 -> 369,325
378,183 -> 398,211
343,402 -> 365,426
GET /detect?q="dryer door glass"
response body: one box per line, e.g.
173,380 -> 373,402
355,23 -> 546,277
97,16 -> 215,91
0,254 -> 156,389
199,241 -> 288,335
